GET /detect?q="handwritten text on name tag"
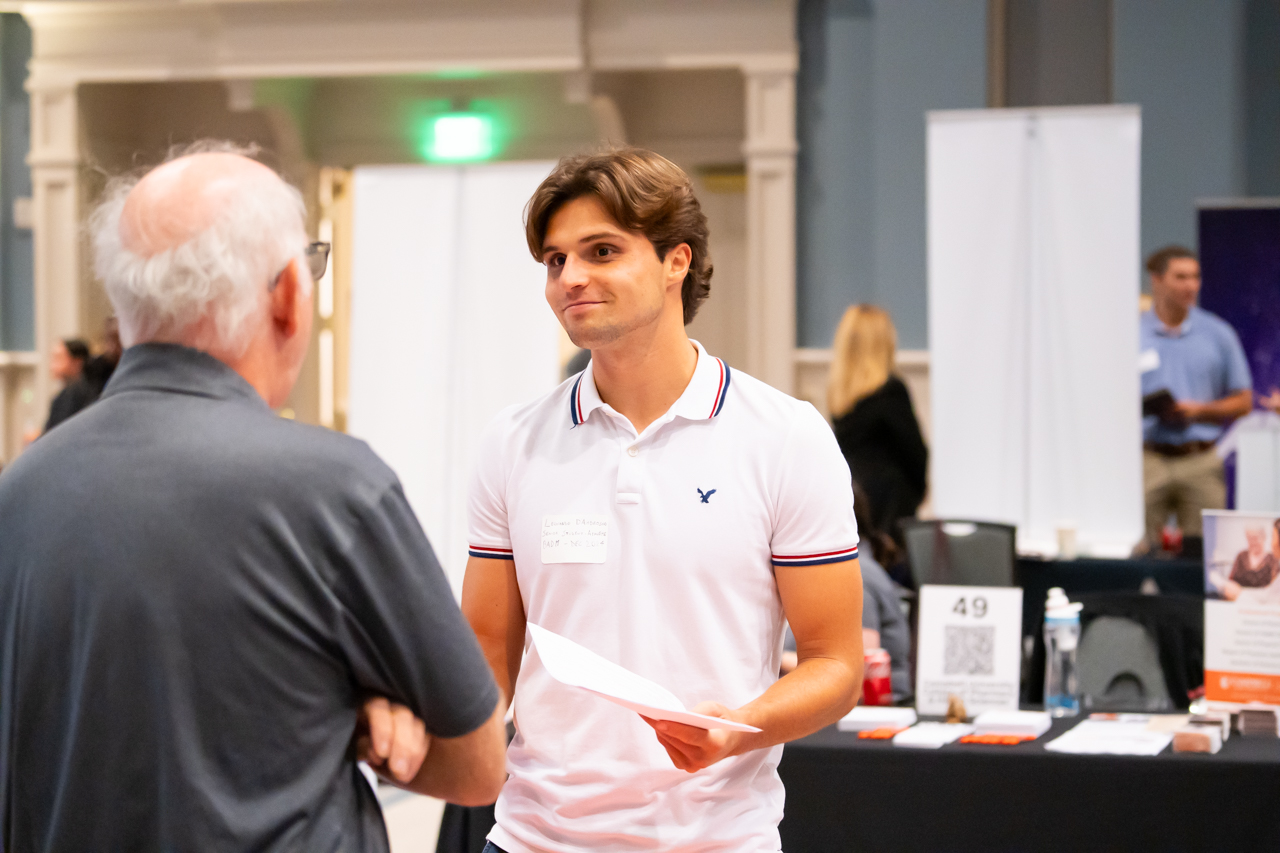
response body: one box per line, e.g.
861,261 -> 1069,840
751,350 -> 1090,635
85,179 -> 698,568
541,515 -> 609,564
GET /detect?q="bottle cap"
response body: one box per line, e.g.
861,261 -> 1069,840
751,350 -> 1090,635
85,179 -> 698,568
1045,586 -> 1082,619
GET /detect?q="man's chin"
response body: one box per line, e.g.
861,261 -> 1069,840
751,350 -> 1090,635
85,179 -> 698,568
566,322 -> 626,349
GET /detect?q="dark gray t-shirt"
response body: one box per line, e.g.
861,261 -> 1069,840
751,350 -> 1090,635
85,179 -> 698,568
0,344 -> 499,853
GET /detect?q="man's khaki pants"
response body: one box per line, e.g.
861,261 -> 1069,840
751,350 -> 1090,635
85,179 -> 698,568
1143,447 -> 1225,543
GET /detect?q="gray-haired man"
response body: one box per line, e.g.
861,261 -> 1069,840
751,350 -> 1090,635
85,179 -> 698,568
0,147 -> 505,851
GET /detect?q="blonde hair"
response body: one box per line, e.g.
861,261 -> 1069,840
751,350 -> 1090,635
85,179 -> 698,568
828,304 -> 897,418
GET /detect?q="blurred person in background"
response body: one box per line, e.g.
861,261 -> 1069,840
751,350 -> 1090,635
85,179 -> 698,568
31,337 -> 92,437
83,315 -> 124,397
828,305 -> 928,550
783,482 -> 911,703
0,145 -> 506,852
1140,245 -> 1251,550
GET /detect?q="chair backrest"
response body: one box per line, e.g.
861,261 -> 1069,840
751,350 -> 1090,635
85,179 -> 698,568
900,519 -> 1017,588
1077,616 -> 1172,712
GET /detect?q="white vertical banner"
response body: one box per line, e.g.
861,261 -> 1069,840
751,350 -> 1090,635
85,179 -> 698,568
348,162 -> 561,594
927,106 -> 1142,556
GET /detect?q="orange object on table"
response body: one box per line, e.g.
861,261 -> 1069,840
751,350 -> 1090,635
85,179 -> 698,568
958,733 -> 1035,745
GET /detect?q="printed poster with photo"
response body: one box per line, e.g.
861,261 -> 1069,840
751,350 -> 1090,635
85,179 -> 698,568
1203,510 -> 1280,708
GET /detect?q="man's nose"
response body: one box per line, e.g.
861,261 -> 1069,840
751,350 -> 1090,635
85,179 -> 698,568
560,254 -> 590,288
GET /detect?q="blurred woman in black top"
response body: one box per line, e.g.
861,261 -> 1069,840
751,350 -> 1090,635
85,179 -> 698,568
828,305 -> 928,546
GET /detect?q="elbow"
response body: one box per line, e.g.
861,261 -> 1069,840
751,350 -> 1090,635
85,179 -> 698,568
449,729 -> 508,807
839,680 -> 862,718
845,656 -> 866,714
450,774 -> 505,808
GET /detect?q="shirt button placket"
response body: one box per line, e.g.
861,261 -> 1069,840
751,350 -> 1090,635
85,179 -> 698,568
617,440 -> 642,503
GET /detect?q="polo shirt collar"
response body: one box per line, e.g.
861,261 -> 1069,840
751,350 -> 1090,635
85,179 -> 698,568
1150,306 -> 1195,338
568,339 -> 731,427
102,343 -> 269,409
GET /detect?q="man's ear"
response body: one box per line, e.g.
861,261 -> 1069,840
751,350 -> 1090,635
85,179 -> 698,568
270,257 -> 309,339
666,243 -> 692,288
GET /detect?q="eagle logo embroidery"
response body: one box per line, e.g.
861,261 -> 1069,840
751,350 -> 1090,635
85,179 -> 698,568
697,488 -> 717,504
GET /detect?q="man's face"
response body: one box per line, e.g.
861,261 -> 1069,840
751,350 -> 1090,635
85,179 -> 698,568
50,342 -> 79,381
1151,257 -> 1200,315
541,195 -> 681,349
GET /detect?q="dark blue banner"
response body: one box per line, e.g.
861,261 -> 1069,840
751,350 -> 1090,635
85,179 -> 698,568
1199,204 -> 1280,398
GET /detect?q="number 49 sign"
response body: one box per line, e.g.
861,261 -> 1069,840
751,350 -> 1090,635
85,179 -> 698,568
914,585 -> 1024,716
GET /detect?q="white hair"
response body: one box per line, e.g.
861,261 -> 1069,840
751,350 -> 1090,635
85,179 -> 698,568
89,143 -> 309,357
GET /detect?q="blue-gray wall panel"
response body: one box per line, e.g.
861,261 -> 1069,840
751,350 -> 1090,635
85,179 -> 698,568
0,13 -> 32,351
796,0 -> 875,350
869,0 -> 986,349
1244,0 -> 1280,196
796,0 -> 986,350
1113,0 -> 1246,262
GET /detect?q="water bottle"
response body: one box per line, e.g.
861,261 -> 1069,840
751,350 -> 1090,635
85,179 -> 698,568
1043,587 -> 1082,717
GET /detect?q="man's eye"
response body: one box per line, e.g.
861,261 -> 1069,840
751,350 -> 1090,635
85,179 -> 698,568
594,246 -> 613,258
547,255 -> 565,268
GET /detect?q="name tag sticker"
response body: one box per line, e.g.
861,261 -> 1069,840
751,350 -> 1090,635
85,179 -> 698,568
541,515 -> 608,564
1138,348 -> 1160,374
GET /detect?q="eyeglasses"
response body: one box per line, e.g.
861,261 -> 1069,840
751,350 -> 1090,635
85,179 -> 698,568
306,241 -> 331,281
269,241 -> 331,292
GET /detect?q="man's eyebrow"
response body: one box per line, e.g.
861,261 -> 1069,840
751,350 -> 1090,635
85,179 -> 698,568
542,231 -> 626,254
578,232 -> 622,243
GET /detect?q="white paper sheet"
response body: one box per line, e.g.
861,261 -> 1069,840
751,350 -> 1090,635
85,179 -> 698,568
837,706 -> 918,732
892,723 -> 974,749
527,624 -> 762,733
972,709 -> 1051,738
1044,719 -> 1172,756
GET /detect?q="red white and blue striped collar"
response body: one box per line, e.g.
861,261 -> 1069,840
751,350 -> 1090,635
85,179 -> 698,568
569,340 -> 732,427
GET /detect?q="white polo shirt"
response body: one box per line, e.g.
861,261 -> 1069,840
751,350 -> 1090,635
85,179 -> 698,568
468,341 -> 858,853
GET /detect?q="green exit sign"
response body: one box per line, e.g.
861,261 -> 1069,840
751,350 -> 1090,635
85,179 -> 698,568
425,113 -> 495,162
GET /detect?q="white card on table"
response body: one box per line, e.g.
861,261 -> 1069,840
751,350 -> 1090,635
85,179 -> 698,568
541,515 -> 608,564
914,585 -> 1023,717
527,624 -> 761,733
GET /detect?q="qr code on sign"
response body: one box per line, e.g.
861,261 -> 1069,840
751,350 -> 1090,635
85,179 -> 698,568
944,626 -> 994,675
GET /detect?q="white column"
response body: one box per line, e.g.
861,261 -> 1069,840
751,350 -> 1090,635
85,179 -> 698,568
26,81 -> 81,414
742,61 -> 798,394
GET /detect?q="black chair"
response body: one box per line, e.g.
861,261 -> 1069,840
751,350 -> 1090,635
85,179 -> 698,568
1024,591 -> 1203,709
899,519 -> 1017,588
1076,615 -> 1173,712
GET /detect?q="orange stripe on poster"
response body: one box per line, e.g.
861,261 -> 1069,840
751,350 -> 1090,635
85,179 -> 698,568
1205,670 -> 1280,705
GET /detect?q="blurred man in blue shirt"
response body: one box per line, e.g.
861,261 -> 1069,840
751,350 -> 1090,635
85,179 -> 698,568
1140,245 -> 1252,548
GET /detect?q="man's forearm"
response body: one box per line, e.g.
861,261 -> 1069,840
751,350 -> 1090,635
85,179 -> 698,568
400,700 -> 507,805
732,653 -> 862,753
1193,389 -> 1252,423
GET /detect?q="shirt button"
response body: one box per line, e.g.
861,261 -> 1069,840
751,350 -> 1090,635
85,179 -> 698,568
627,446 -> 638,457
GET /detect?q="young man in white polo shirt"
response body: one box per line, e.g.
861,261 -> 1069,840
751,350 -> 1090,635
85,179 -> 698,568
463,148 -> 864,853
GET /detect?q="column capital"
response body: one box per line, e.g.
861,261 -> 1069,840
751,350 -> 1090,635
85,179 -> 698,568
27,83 -> 80,170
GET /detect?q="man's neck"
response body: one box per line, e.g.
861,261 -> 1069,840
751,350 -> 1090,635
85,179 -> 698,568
1154,300 -> 1190,330
158,321 -> 283,408
590,318 -> 698,435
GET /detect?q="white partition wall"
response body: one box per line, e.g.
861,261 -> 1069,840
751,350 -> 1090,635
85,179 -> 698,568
348,162 -> 561,592
927,106 -> 1142,556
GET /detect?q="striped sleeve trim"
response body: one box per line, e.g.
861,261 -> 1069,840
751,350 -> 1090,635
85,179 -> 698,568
771,546 -> 859,567
468,545 -> 515,560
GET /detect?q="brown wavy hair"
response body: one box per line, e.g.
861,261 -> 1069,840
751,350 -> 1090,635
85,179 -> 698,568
524,148 -> 713,324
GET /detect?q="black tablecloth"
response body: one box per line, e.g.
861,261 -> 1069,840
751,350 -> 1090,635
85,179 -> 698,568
778,718 -> 1280,853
